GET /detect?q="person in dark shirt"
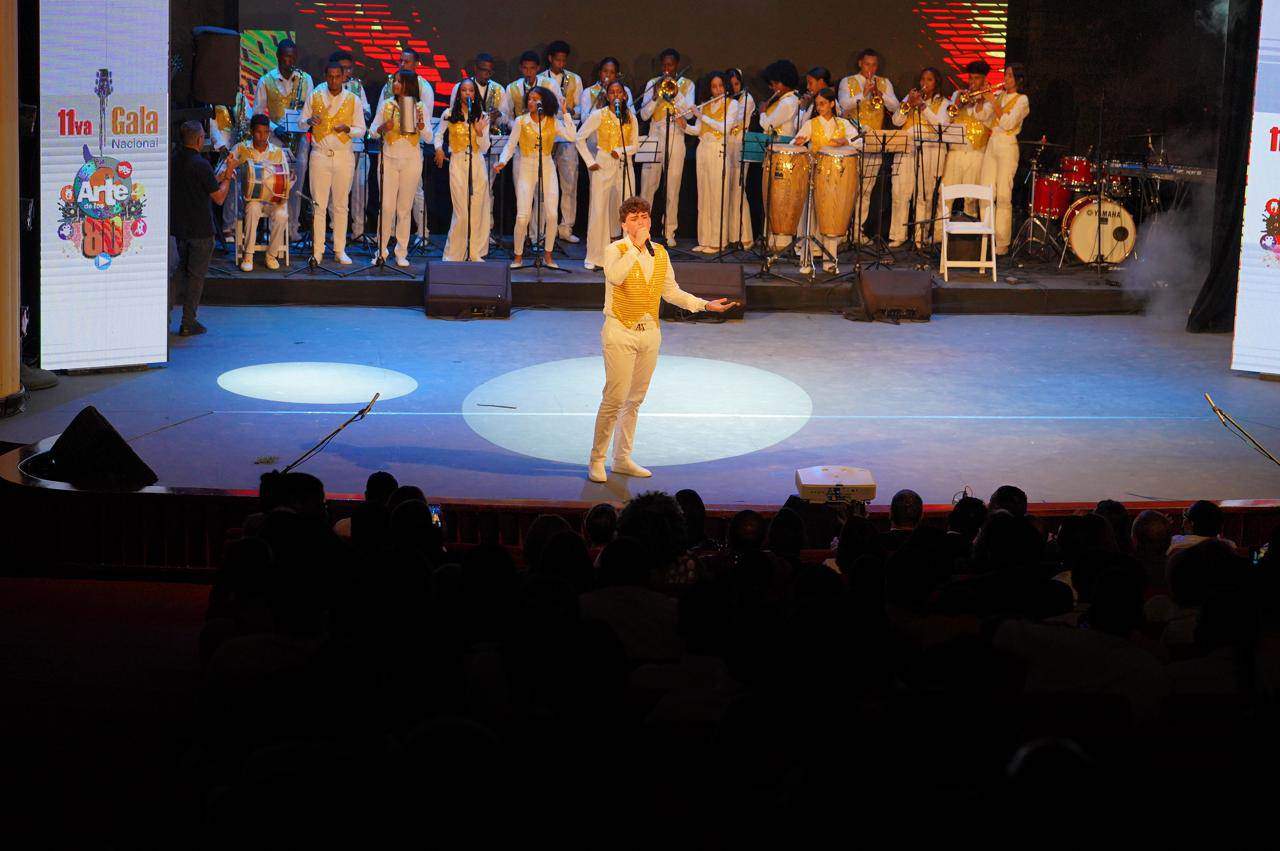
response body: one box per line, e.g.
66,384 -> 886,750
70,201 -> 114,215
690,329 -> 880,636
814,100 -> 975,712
171,120 -> 235,335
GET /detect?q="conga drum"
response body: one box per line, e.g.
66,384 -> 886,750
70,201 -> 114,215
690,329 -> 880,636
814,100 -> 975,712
812,146 -> 860,237
763,143 -> 810,236
242,158 -> 290,205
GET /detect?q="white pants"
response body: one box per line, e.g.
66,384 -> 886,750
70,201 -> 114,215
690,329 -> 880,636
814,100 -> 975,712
639,122 -> 686,241
553,141 -> 579,235
286,135 -> 309,241
310,148 -> 355,257
890,142 -> 946,245
380,152 -> 423,260
979,136 -> 1019,251
443,148 -> 491,262
935,146 -> 987,242
242,200 -> 287,261
857,153 -> 884,230
349,149 -> 369,237
513,154 -> 559,256
694,136 -> 732,250
591,315 -> 660,465
726,144 -> 753,247
585,157 -> 627,267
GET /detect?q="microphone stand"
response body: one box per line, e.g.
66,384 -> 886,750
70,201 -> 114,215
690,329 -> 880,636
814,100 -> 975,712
466,99 -> 474,262
614,101 -> 632,201
529,106 -> 567,278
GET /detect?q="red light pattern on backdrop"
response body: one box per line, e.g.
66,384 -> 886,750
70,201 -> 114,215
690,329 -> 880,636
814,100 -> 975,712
914,2 -> 1008,85
295,1 -> 454,105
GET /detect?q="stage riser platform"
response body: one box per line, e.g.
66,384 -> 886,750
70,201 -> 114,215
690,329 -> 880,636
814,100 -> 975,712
203,274 -> 1149,315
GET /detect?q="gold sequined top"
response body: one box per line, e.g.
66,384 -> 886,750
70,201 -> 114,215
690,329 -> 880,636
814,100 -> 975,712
610,241 -> 669,329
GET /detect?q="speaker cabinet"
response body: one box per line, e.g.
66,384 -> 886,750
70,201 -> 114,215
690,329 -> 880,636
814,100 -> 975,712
424,261 -> 512,318
663,262 -> 746,320
192,26 -> 241,107
26,406 -> 158,489
857,269 -> 933,322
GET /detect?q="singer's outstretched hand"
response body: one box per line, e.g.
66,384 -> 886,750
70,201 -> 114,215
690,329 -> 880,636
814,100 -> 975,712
705,298 -> 739,313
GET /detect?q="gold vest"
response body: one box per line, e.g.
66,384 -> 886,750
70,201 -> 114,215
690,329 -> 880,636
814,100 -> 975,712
310,90 -> 356,144
381,100 -> 417,147
957,99 -> 991,151
597,110 -> 634,151
855,76 -> 886,131
507,80 -> 535,116
899,94 -> 943,132
810,117 -> 849,150
699,100 -> 727,140
585,83 -> 604,111
264,71 -> 307,122
517,116 -> 558,156
610,242 -> 669,329
234,140 -> 286,165
447,118 -> 483,153
214,105 -> 232,132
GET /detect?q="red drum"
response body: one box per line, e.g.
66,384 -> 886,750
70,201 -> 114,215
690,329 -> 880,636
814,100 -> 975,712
242,159 -> 290,205
1059,154 -> 1095,189
1032,173 -> 1071,219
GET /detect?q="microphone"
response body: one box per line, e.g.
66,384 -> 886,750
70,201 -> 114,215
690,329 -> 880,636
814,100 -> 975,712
644,238 -> 654,256
614,99 -> 622,118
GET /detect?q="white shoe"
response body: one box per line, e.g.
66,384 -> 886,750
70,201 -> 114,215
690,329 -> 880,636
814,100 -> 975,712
583,261 -> 596,271
887,239 -> 906,248
611,458 -> 651,478
824,264 -> 839,275
395,256 -> 410,268
336,252 -> 353,265
311,254 -> 324,266
799,265 -> 814,275
561,233 -> 580,244
264,254 -> 280,271
509,258 -> 525,269
665,236 -> 678,247
544,259 -> 561,269
587,460 -> 607,483
239,260 -> 254,272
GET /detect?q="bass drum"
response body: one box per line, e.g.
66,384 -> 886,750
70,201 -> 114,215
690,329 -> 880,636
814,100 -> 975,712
811,146 -> 860,237
762,143 -> 811,236
1062,196 -> 1136,264
242,158 -> 291,205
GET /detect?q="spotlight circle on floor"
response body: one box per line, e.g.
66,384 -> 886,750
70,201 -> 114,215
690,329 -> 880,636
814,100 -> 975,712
217,362 -> 418,404
463,356 -> 813,467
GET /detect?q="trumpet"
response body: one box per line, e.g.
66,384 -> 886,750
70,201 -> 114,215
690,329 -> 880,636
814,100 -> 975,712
947,84 -> 999,117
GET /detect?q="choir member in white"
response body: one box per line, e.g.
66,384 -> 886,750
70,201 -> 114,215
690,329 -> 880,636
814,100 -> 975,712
253,39 -> 312,242
367,70 -> 429,266
638,48 -> 696,246
759,60 -> 801,251
331,51 -> 371,246
685,72 -> 744,254
495,86 -> 577,269
378,48 -> 435,244
575,80 -> 640,271
580,57 -> 634,123
977,63 -> 1029,255
838,49 -> 898,235
935,60 -> 995,242
724,69 -> 754,248
537,41 -> 585,244
792,88 -> 861,274
888,67 -> 951,248
434,79 -> 492,262
301,61 -> 366,264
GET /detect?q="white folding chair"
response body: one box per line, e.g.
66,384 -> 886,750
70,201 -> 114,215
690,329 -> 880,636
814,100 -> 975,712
939,183 -> 996,283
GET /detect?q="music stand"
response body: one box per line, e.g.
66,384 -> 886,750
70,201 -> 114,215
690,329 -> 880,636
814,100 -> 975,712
853,129 -> 900,270
486,133 -> 512,257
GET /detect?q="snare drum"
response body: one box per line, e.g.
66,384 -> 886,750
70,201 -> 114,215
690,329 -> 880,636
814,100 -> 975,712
1059,154 -> 1095,189
1032,173 -> 1071,219
1062,196 -> 1136,264
242,159 -> 290,205
762,143 -> 811,236
812,146 -> 860,237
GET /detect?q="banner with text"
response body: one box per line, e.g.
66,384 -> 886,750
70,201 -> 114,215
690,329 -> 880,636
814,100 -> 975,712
39,0 -> 169,370
1237,0 -> 1280,374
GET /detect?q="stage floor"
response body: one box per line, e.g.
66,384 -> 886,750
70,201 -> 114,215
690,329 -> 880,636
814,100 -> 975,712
5,305 -> 1278,507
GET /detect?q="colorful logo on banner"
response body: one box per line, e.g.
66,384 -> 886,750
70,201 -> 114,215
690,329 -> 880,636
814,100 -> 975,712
54,68 -> 151,269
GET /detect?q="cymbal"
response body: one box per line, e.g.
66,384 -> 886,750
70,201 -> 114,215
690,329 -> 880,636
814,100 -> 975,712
1019,139 -> 1067,148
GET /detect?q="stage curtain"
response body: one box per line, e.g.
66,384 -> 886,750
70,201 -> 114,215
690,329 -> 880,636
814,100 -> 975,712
1188,0 -> 1263,333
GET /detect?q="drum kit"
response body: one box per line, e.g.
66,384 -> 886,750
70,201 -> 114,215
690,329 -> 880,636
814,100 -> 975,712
1013,140 -> 1138,267
760,141 -> 861,278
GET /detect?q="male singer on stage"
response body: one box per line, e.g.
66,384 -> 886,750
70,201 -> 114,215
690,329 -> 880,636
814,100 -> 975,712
218,114 -> 291,273
379,48 -> 434,244
537,41 -> 585,244
838,49 -> 899,236
301,61 -> 366,265
253,38 -> 312,242
331,51 -> 371,247
638,48 -> 695,247
588,197 -> 737,483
